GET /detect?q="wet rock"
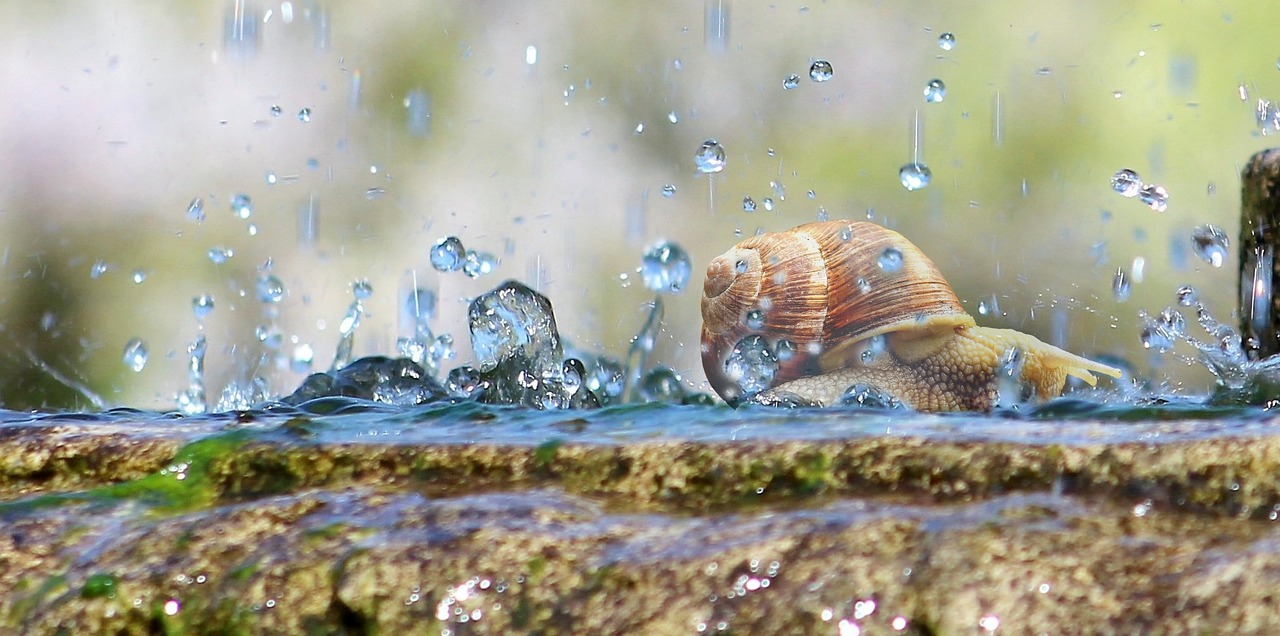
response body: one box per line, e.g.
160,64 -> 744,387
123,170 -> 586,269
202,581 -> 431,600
7,411 -> 1280,631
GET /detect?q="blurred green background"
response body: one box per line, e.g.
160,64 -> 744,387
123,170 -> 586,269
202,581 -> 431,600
0,0 -> 1275,410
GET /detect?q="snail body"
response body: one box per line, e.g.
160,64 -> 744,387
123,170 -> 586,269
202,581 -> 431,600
699,220 -> 1121,411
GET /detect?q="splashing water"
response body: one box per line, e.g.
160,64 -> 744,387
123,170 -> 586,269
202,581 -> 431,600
923,79 -> 946,103
1112,268 -> 1132,302
256,275 -> 286,303
193,295 -> 215,322
430,236 -> 466,272
695,139 -> 727,174
808,60 -> 833,82
462,250 -> 498,278
624,297 -> 664,402
1110,169 -> 1142,198
898,162 -> 932,191
641,240 -> 692,294
122,338 -> 148,373
1138,183 -> 1170,212
1190,224 -> 1228,268
331,281 -> 369,372
469,281 -> 559,376
723,334 -> 779,399
877,247 -> 904,273
840,384 -> 905,410
231,193 -> 253,219
175,335 -> 208,415
186,197 -> 205,222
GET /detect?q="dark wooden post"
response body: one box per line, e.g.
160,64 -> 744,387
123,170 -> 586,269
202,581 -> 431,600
1240,148 -> 1280,360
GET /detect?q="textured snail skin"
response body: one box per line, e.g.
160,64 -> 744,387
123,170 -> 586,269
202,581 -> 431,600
699,220 -> 1122,411
759,325 -> 1115,410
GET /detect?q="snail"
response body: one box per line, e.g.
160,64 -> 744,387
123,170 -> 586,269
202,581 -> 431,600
700,220 -> 1122,411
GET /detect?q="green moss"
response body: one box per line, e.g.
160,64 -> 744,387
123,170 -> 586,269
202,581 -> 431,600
81,572 -> 118,599
533,439 -> 565,471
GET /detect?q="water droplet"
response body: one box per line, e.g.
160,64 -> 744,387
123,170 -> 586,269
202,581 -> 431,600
1157,306 -> 1186,338
270,105 -> 282,117
695,139 -> 727,174
207,247 -> 234,264
938,32 -> 956,51
774,339 -> 796,362
742,196 -> 757,212
762,197 -> 774,211
744,309 -> 766,330
634,122 -> 645,134
1139,314 -> 1175,352
193,294 -> 215,321
186,197 -> 205,222
291,343 -> 314,373
783,74 -> 800,90
231,193 -> 253,219
1138,183 -> 1169,212
639,366 -> 686,403
877,247 -> 904,273
723,335 -> 778,397
770,180 -> 786,200
256,275 -> 286,303
839,383 -> 904,409
430,236 -> 466,272
860,334 -> 888,364
132,270 -> 147,284
467,281 -> 565,407
265,172 -> 278,186
808,60 -> 833,82
661,184 -> 676,198
1110,169 -> 1142,197
857,277 -> 872,294
462,250 -> 498,278
122,338 -> 148,372
641,240 -> 692,294
923,79 -> 947,103
1190,224 -> 1228,267
90,260 -> 109,279
667,110 -> 679,124
1176,285 -> 1199,306
352,279 -> 373,300
734,259 -> 748,274
297,107 -> 312,122
1112,268 -> 1131,301
899,162 -> 932,191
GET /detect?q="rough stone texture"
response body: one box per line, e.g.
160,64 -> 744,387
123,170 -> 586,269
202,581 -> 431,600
5,413 -> 1280,633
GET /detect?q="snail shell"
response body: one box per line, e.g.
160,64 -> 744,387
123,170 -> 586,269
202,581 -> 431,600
700,220 -> 1120,410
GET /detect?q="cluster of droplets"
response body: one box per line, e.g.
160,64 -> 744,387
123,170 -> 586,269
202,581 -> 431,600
430,235 -> 499,278
1139,285 -> 1253,389
396,286 -> 455,378
779,60 -> 834,90
624,239 -> 701,403
1110,168 -> 1170,212
1112,225 -> 1228,304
